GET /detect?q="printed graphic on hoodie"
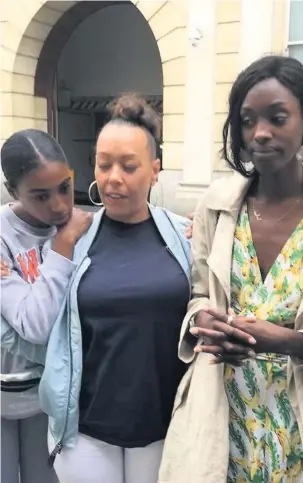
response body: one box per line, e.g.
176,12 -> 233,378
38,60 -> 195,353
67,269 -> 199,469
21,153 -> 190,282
16,248 -> 40,283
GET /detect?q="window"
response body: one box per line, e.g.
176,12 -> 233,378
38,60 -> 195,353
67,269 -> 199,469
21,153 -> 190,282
288,0 -> 303,63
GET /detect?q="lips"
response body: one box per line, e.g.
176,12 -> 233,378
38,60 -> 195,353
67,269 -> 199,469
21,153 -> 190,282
251,146 -> 278,154
105,193 -> 127,199
253,150 -> 275,154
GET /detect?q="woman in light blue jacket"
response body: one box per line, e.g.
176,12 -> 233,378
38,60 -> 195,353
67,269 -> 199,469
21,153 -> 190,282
2,95 -> 192,483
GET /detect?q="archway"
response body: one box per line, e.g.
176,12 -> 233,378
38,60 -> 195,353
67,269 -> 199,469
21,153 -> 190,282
1,0 -> 187,202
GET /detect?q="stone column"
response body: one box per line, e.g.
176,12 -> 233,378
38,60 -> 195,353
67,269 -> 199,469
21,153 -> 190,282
176,0 -> 216,208
239,0 -> 274,70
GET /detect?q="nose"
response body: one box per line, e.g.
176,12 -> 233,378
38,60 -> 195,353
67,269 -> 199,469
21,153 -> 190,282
49,194 -> 68,215
254,120 -> 273,145
108,165 -> 123,185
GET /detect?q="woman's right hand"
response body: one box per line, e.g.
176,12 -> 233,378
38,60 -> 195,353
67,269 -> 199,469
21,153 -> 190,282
52,208 -> 93,259
190,308 -> 257,364
57,208 -> 93,243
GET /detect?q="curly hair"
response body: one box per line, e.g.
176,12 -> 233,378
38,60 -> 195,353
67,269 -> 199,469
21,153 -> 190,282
103,93 -> 161,158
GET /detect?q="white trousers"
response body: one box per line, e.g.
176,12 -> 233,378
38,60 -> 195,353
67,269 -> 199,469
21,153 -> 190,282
48,432 -> 164,483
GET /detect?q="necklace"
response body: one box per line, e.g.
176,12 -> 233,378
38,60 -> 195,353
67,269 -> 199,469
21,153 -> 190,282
252,197 -> 301,223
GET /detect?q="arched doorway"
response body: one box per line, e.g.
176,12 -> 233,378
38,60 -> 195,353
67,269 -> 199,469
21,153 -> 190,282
1,0 -> 187,204
53,2 -> 162,204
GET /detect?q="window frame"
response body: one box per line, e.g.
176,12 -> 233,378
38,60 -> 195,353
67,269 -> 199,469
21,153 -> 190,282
285,0 -> 303,58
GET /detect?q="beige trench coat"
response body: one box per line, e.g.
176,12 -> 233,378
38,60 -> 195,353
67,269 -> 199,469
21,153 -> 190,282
158,172 -> 303,483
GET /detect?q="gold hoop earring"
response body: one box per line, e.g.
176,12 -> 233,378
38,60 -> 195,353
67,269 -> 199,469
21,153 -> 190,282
88,181 -> 103,207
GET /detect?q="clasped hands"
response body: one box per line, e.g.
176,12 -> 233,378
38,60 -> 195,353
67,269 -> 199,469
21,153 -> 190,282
190,308 -> 286,365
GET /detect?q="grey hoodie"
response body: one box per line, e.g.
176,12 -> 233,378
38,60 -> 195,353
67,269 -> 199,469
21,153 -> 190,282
0,204 -> 75,418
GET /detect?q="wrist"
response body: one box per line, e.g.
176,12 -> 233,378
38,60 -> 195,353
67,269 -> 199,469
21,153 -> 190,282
282,329 -> 303,359
54,232 -> 77,246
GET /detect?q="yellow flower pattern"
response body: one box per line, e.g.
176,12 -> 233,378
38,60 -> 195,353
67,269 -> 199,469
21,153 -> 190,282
224,204 -> 303,483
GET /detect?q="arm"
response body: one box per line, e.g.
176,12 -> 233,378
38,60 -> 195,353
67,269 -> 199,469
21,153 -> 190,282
0,240 -> 75,345
280,328 -> 303,360
1,315 -> 47,365
202,309 -> 303,360
178,199 -> 212,363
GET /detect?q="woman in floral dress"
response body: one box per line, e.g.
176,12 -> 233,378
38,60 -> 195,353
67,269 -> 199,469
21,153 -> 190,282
158,55 -> 303,483
225,209 -> 303,481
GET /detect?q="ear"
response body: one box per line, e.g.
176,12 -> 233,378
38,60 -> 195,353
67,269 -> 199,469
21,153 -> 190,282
151,158 -> 161,186
4,181 -> 18,200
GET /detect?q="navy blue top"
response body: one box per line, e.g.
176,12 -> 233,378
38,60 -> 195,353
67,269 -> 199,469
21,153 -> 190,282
77,214 -> 189,447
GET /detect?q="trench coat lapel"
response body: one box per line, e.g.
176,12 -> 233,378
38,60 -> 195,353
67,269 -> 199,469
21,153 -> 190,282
205,173 -> 252,306
207,212 -> 237,305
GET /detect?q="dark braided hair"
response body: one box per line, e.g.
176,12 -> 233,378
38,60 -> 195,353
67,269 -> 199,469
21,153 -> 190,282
1,129 -> 68,189
221,55 -> 303,177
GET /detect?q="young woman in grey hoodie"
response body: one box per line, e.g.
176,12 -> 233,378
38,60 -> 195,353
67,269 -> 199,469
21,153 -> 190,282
0,129 -> 92,483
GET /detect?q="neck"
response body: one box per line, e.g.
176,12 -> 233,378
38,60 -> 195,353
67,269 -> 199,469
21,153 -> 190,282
107,203 -> 150,224
255,159 -> 303,201
12,203 -> 49,228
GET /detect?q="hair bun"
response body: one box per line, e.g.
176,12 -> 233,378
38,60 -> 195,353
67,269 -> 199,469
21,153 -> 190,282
107,93 -> 161,142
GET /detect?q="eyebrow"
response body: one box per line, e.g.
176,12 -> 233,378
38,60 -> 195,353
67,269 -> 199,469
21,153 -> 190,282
241,101 -> 287,112
28,176 -> 71,193
97,153 -> 138,160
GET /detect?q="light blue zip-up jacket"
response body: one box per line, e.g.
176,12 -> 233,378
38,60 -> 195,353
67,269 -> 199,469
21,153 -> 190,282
1,206 -> 191,458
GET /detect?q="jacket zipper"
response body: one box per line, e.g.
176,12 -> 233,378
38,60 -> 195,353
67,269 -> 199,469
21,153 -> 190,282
47,267 -> 80,466
48,441 -> 63,466
48,215 -> 101,465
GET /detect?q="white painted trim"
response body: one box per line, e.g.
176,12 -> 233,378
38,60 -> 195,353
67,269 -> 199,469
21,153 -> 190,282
285,0 -> 303,57
288,40 -> 303,46
284,0 -> 291,53
239,0 -> 275,70
180,0 -> 216,187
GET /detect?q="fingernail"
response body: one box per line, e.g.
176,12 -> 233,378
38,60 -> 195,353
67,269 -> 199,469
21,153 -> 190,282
248,350 -> 256,358
249,337 -> 257,344
193,346 -> 203,353
190,327 -> 199,335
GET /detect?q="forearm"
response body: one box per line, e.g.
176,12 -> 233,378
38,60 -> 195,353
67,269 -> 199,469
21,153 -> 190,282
1,250 -> 75,344
179,297 -> 210,363
52,234 -> 76,260
277,328 -> 303,359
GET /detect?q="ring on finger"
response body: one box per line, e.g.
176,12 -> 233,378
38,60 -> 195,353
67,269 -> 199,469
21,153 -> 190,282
227,314 -> 233,325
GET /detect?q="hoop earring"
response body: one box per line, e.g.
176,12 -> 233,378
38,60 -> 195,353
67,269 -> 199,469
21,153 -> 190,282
296,146 -> 303,162
88,180 -> 103,207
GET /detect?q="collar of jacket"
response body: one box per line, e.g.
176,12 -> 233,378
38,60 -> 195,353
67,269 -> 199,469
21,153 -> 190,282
204,172 -> 254,216
73,203 -> 191,276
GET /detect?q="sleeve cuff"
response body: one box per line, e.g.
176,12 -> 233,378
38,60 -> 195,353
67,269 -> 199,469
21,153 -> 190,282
41,250 -> 76,276
178,299 -> 210,363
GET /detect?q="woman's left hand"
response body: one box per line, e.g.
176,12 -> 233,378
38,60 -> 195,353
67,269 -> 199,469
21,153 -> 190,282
185,213 -> 194,239
0,258 -> 11,278
204,308 -> 285,355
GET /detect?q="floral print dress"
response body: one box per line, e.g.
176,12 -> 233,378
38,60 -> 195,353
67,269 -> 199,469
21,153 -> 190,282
224,204 -> 303,483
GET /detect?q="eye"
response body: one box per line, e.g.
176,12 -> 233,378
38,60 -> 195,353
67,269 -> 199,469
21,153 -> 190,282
241,117 -> 254,127
34,193 -> 49,202
272,114 -> 288,125
98,164 -> 110,171
124,166 -> 137,173
59,182 -> 71,194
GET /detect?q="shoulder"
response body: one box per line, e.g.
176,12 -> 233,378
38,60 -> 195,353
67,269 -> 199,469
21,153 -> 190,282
0,205 -> 15,251
0,203 -> 11,220
150,205 -> 191,232
196,173 -> 250,215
